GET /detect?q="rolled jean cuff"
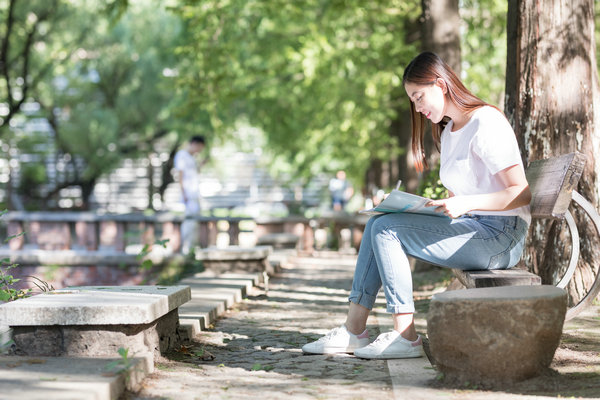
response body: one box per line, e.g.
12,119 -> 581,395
388,303 -> 415,314
348,290 -> 378,311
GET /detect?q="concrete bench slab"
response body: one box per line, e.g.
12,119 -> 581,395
0,286 -> 191,360
175,271 -> 263,339
195,245 -> 272,261
180,276 -> 255,298
195,245 -> 274,275
0,354 -> 151,400
427,285 -> 567,386
256,233 -> 300,249
453,268 -> 542,288
190,271 -> 263,286
178,299 -> 222,331
0,285 -> 190,326
0,248 -> 175,266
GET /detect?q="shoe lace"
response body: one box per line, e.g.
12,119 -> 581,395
371,332 -> 397,345
317,326 -> 344,342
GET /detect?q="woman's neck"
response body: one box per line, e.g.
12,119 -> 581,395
446,103 -> 473,132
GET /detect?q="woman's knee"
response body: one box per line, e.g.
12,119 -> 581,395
370,213 -> 400,236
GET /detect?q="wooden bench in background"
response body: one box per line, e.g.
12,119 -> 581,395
453,152 -> 600,320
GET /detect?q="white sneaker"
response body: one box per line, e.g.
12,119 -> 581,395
353,330 -> 424,359
302,325 -> 370,354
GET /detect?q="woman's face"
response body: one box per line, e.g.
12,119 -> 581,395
404,79 -> 447,123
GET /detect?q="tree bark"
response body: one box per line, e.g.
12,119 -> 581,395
505,0 -> 600,305
420,0 -> 461,72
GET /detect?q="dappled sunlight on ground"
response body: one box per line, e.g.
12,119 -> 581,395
125,252 -> 600,400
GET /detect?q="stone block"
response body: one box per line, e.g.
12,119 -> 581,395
11,309 -> 180,360
0,354 -> 152,399
427,285 -> 567,386
0,285 -> 191,326
0,285 -> 191,360
257,233 -> 300,249
196,245 -> 273,274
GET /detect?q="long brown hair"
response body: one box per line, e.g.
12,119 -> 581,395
402,52 -> 490,172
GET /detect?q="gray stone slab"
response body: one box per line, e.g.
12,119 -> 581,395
179,299 -> 225,329
0,325 -> 12,347
187,284 -> 246,306
206,271 -> 263,285
178,318 -> 201,340
0,354 -> 151,400
257,233 -> 299,249
431,284 -> 566,302
0,249 -> 176,266
0,285 -> 191,326
176,271 -> 263,336
195,245 -> 272,261
180,276 -> 255,297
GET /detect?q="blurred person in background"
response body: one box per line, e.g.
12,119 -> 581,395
329,170 -> 354,211
174,135 -> 206,254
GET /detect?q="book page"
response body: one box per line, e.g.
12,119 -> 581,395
360,190 -> 448,217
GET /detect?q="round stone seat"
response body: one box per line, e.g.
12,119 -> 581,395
427,285 -> 567,386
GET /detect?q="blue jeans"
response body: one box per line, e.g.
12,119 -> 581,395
348,213 -> 530,314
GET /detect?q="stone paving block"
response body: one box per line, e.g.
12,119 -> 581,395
189,286 -> 243,308
196,245 -> 274,274
180,276 -> 256,297
178,299 -> 225,331
0,354 -> 151,400
178,318 -> 202,340
176,272 -> 263,338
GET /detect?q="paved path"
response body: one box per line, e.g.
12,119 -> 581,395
129,253 -> 600,400
130,253 -> 396,399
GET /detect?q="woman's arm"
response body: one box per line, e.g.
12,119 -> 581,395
427,164 -> 531,218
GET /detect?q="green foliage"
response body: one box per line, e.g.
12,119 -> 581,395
155,248 -> 204,286
104,347 -> 136,376
4,0 -> 202,207
0,260 -> 30,302
172,0 -> 421,185
0,210 -> 30,301
1,0 -> 526,206
416,163 -> 447,200
136,238 -> 170,270
460,0 -> 508,107
0,210 -> 54,301
251,363 -> 274,372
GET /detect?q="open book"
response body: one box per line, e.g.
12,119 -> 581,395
360,190 -> 448,218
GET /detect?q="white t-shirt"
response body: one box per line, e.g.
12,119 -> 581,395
439,106 -> 531,224
174,149 -> 200,206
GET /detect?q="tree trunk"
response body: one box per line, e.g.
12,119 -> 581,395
505,0 -> 600,305
416,0 -> 461,176
421,0 -> 461,73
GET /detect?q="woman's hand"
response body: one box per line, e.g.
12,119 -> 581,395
425,164 -> 532,218
426,197 -> 471,219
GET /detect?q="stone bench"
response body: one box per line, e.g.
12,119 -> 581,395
195,245 -> 274,276
427,285 -> 567,386
0,248 -> 137,266
452,152 -> 600,321
256,233 -> 300,250
0,285 -> 191,361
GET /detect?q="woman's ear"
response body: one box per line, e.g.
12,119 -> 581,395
435,78 -> 448,94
